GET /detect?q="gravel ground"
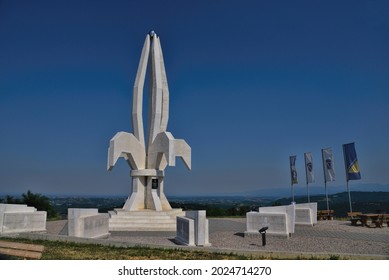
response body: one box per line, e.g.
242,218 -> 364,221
44,218 -> 389,258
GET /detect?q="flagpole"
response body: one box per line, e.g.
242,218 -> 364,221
343,144 -> 353,214
321,148 -> 330,212
325,181 -> 329,212
347,180 -> 353,213
306,182 -> 310,203
304,153 -> 309,203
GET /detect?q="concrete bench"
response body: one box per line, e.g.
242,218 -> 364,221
0,240 -> 44,259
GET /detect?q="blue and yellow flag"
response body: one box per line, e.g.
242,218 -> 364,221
342,142 -> 361,181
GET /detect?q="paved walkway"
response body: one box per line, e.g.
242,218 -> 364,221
210,218 -> 389,243
4,218 -> 389,259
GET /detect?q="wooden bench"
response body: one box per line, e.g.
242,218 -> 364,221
0,241 -> 44,259
347,212 -> 363,226
317,210 -> 334,220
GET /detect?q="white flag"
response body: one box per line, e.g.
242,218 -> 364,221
290,155 -> 298,185
304,152 -> 315,184
322,147 -> 335,182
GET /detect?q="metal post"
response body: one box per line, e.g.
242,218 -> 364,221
307,182 -> 310,203
325,181 -> 329,212
347,181 -> 353,213
259,227 -> 268,246
261,232 -> 266,246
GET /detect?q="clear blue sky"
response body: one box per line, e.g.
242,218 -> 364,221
1,0 -> 388,197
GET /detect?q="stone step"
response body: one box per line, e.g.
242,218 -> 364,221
109,227 -> 176,232
109,224 -> 176,231
109,215 -> 172,220
108,208 -> 184,231
112,209 -> 184,216
109,219 -> 176,224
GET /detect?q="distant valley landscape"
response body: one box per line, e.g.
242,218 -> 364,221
6,190 -> 384,219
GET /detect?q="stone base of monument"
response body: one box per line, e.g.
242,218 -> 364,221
0,203 -> 47,234
108,208 -> 185,231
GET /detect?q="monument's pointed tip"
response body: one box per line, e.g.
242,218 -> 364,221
149,30 -> 156,37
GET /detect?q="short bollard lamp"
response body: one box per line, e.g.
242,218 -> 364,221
258,227 -> 269,246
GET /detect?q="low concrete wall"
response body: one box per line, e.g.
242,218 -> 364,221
68,208 -> 110,238
258,205 -> 295,235
295,203 -> 317,226
245,211 -> 289,238
0,204 -> 47,234
0,204 -> 36,213
295,208 -> 312,225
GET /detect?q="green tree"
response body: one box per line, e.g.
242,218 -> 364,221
2,195 -> 22,204
21,190 -> 59,219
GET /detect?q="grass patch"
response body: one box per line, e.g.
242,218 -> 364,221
0,237 -> 350,260
0,238 -> 252,260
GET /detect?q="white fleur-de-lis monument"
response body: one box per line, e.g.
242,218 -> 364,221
107,31 -> 191,229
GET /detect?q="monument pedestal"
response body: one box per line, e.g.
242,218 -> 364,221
108,208 -> 184,231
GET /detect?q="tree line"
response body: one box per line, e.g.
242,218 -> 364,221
1,190 -> 59,219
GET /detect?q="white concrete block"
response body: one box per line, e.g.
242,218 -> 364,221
79,214 -> 110,238
295,203 -> 317,225
246,211 -> 289,237
0,203 -> 36,213
258,205 -> 295,235
2,211 -> 46,234
185,210 -> 210,246
0,204 -> 46,234
175,210 -> 211,246
295,208 -> 312,225
68,208 -> 109,238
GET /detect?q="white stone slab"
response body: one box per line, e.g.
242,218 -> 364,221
68,208 -> 109,238
175,216 -> 195,246
79,214 -> 110,238
185,210 -> 210,246
0,203 -> 36,213
2,211 -> 46,234
295,203 -> 317,225
246,211 -> 289,237
0,204 -> 46,234
258,205 -> 295,235
175,210 -> 210,246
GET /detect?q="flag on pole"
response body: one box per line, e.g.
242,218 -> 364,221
290,155 -> 298,185
343,142 -> 361,181
322,148 -> 335,182
304,152 -> 315,184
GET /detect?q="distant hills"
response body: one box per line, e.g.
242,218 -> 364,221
197,183 -> 389,199
2,189 -> 388,218
274,191 -> 389,217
